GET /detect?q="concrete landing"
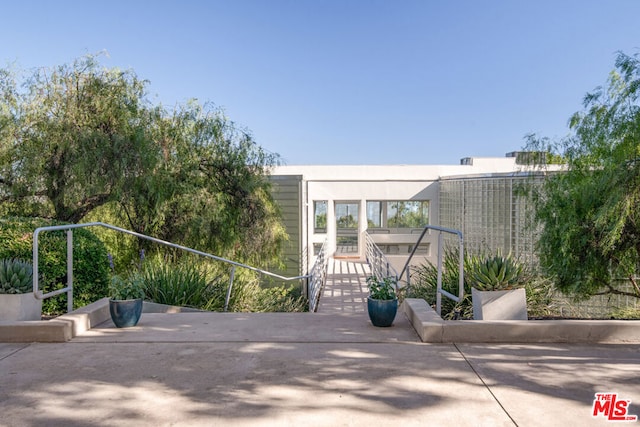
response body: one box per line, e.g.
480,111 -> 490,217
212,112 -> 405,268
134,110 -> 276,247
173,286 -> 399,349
1,314 -> 638,426
76,310 -> 420,344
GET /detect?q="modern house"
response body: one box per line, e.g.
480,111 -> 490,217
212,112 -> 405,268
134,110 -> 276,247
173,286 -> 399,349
269,152 -> 557,278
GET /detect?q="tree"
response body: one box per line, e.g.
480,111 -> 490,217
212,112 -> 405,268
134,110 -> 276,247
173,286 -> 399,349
0,55 -> 156,222
0,55 -> 286,266
526,51 -> 640,300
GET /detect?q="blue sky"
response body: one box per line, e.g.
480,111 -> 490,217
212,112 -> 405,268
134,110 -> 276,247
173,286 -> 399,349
2,1 -> 639,165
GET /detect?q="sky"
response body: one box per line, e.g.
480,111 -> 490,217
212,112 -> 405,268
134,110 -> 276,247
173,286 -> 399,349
2,0 -> 640,165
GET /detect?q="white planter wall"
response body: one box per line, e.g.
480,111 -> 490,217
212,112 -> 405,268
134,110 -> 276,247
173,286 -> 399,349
0,293 -> 43,321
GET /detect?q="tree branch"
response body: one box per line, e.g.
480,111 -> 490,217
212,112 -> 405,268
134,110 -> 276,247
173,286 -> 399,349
68,193 -> 111,223
628,275 -> 640,297
593,283 -> 640,299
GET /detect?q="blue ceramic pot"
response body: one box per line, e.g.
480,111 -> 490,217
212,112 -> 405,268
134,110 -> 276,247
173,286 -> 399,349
109,298 -> 143,328
367,297 -> 398,327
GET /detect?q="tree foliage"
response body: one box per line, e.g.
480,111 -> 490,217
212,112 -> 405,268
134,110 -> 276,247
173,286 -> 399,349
0,55 -> 286,266
525,51 -> 640,300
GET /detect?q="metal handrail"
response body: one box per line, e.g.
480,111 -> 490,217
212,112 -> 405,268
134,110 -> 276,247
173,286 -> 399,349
307,240 -> 329,312
398,225 -> 464,316
32,221 -> 311,313
364,233 -> 399,281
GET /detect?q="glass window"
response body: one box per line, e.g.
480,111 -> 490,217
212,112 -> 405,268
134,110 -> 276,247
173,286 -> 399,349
387,201 -> 429,228
366,201 -> 382,228
314,201 -> 327,233
335,202 -> 358,229
366,200 -> 429,229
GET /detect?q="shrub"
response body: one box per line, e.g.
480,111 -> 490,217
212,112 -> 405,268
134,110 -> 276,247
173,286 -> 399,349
140,256 -> 222,309
252,285 -> 308,312
610,307 -> 640,320
0,217 -> 110,314
136,254 -> 308,312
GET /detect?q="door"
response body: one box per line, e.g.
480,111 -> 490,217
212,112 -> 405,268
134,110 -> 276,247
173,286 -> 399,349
335,201 -> 359,256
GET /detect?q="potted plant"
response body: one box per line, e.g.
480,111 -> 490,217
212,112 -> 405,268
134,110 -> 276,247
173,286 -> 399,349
108,272 -> 145,328
470,253 -> 528,320
0,258 -> 42,321
366,275 -> 398,327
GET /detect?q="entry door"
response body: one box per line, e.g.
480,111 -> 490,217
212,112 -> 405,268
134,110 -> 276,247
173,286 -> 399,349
335,202 -> 359,256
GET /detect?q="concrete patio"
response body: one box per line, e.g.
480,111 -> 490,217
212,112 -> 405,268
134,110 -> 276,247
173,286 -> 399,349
1,259 -> 640,426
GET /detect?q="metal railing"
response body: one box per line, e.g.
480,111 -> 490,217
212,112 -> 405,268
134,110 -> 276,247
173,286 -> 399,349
364,232 -> 399,281
307,240 -> 329,312
32,222 -> 313,313
398,225 -> 464,316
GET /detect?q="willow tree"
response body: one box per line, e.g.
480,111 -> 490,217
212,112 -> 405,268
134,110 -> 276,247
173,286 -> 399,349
526,52 -> 640,300
0,55 -> 156,222
0,55 -> 286,266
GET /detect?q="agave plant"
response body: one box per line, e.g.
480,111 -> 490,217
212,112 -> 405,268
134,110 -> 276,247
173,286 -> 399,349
469,252 -> 524,291
0,258 -> 34,294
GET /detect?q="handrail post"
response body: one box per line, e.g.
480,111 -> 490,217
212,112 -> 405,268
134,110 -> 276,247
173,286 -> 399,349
224,266 -> 236,312
32,230 -> 39,298
436,231 -> 443,315
67,230 -> 74,313
458,234 -> 464,302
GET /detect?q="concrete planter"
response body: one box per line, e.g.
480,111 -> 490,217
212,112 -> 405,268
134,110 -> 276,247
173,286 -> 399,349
0,293 -> 43,321
471,288 -> 527,320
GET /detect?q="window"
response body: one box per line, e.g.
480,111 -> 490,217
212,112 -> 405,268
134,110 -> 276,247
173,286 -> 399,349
366,201 -> 382,228
314,201 -> 327,233
366,200 -> 429,229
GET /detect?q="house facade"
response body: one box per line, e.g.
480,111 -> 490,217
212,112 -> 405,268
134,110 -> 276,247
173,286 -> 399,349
269,153 -> 555,278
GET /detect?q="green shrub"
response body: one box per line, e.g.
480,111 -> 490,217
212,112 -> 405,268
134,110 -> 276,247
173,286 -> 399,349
252,285 -> 308,312
0,217 -> 110,314
0,258 -> 33,294
140,256 -> 223,309
136,254 -> 308,312
610,307 -> 640,320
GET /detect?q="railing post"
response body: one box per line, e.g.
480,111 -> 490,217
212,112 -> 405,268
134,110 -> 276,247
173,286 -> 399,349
458,234 -> 464,302
224,266 -> 236,312
436,231 -> 443,315
67,230 -> 74,313
32,230 -> 39,298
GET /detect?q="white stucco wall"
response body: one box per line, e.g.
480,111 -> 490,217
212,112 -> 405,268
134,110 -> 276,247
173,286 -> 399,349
270,156 -> 541,273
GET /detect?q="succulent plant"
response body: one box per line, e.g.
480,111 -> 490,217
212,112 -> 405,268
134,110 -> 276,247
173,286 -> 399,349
0,258 -> 34,294
470,253 -> 524,291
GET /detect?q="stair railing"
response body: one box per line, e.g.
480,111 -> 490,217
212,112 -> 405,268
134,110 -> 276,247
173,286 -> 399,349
398,225 -> 464,315
32,222 -> 313,313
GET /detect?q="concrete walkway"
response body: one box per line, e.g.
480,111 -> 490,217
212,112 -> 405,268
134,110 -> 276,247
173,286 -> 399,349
316,258 -> 371,314
1,260 -> 640,426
